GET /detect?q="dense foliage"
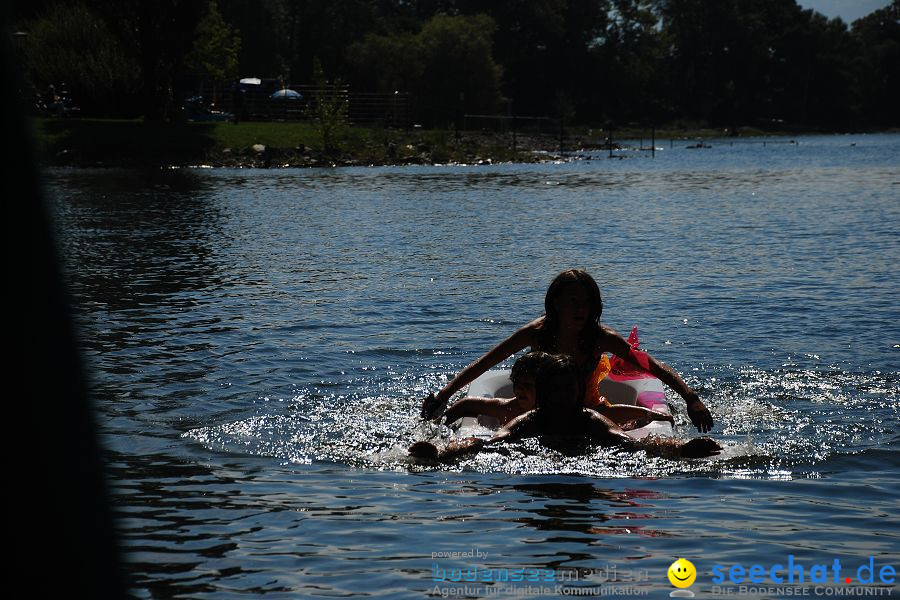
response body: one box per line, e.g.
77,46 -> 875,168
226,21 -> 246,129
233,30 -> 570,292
13,0 -> 899,129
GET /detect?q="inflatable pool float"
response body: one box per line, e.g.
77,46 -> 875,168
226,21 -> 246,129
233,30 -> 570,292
454,327 -> 672,440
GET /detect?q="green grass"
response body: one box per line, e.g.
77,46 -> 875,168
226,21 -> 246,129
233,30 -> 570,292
205,120 -> 321,151
31,117 -> 529,166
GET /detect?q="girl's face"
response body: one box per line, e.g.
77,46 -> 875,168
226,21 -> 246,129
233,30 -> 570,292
553,282 -> 590,330
512,374 -> 537,410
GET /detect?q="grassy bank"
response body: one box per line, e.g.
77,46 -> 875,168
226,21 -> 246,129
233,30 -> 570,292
33,118 -> 532,168
32,117 -> 815,168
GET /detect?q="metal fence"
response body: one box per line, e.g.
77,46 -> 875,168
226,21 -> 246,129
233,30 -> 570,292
461,114 -> 557,134
197,82 -> 410,127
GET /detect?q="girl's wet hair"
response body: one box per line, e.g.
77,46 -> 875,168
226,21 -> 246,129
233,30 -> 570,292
537,269 -> 604,354
510,351 -> 550,383
534,354 -> 584,411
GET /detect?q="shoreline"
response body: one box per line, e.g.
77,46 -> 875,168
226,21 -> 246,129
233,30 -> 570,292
33,118 -> 897,169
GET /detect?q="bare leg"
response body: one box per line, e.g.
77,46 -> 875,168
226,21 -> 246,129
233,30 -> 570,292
637,435 -> 722,459
595,404 -> 675,428
679,437 -> 722,458
408,441 -> 440,459
408,437 -> 485,461
585,410 -> 638,446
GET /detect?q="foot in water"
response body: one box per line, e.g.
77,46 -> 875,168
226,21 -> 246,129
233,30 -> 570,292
408,441 -> 440,459
409,437 -> 485,461
680,436 -> 722,458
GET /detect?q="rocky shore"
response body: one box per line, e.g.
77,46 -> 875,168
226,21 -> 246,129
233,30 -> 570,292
36,118 -> 831,169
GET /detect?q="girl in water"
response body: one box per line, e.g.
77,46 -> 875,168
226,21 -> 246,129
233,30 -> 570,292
421,269 -> 714,433
440,351 -> 545,428
410,354 -> 721,460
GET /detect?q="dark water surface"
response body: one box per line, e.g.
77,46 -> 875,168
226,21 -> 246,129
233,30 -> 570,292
47,134 -> 898,598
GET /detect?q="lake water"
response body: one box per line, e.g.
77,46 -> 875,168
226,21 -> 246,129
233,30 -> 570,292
46,134 -> 898,598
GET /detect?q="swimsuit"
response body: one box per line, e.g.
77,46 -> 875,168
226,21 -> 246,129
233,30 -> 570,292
582,354 -> 611,409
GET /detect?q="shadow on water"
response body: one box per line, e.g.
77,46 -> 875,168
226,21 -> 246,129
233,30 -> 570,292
107,446 -> 676,597
48,169 -> 248,440
507,482 -> 671,541
106,451 -> 293,597
50,168 -> 225,310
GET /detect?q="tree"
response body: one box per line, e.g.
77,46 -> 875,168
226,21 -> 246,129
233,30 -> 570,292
93,0 -> 207,121
417,14 -> 504,124
599,0 -> 666,123
22,2 -> 141,117
851,0 -> 900,127
459,0 -> 611,120
306,58 -> 349,153
346,29 -> 423,95
347,13 -> 504,126
185,1 -> 241,99
655,0 -> 860,130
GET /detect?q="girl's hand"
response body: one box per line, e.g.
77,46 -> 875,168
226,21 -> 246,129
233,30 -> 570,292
420,392 -> 446,419
686,397 -> 713,433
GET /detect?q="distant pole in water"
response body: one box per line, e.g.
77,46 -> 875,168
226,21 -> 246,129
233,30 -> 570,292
511,113 -> 517,159
558,117 -> 564,156
652,126 -> 656,158
608,123 -> 614,159
456,91 -> 463,142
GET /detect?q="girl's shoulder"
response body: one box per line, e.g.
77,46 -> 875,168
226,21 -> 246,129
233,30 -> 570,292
523,315 -> 546,330
599,324 -> 621,337
595,324 -> 625,351
517,315 -> 546,342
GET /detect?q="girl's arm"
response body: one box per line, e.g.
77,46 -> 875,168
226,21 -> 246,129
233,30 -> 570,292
596,404 -> 675,427
442,397 -> 507,423
488,410 -> 538,444
583,409 -> 639,446
421,319 -> 540,418
600,328 -> 714,433
408,411 -> 538,461
582,410 -> 721,458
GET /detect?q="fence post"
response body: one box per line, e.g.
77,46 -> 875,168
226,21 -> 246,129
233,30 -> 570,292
559,117 -> 564,156
456,92 -> 464,142
512,113 -> 517,159
608,123 -> 613,158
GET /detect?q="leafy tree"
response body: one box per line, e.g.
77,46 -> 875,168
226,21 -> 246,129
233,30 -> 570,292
346,29 -> 423,95
851,0 -> 900,127
216,0 -> 284,78
306,58 -> 349,152
417,14 -> 504,124
185,1 -> 241,95
458,0 -> 611,120
599,0 -> 666,123
219,0 -> 377,82
347,13 -> 503,126
791,11 -> 856,129
92,0 -> 207,121
22,2 -> 141,117
655,0 -> 861,129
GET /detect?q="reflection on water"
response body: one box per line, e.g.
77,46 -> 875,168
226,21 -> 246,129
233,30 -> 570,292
45,135 -> 899,598
108,447 -> 898,598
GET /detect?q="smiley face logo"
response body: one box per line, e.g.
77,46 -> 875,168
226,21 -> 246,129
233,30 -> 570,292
668,558 -> 697,588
